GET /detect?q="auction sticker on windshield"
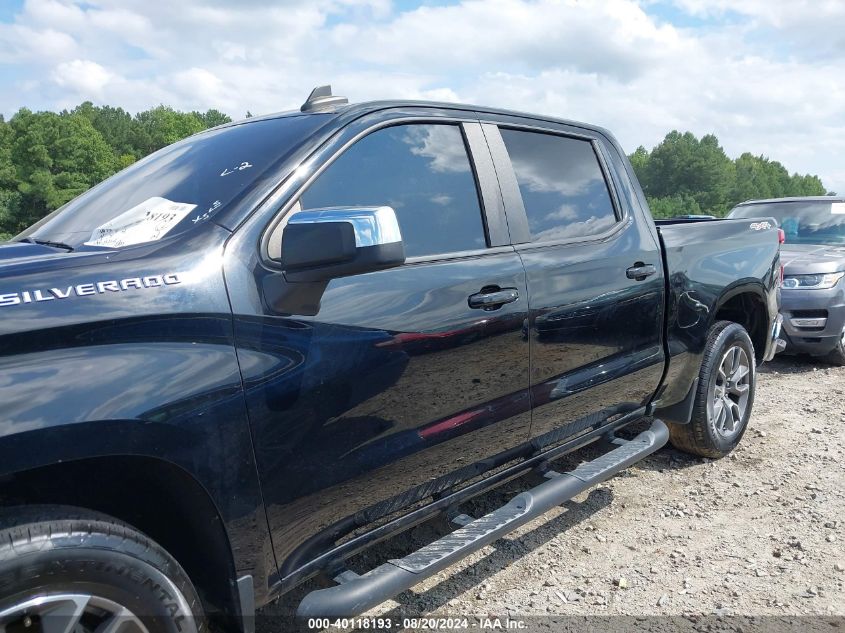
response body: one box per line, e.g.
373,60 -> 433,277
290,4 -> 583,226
85,197 -> 197,248
831,202 -> 845,215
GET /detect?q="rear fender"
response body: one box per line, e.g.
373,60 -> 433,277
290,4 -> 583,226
655,279 -> 775,410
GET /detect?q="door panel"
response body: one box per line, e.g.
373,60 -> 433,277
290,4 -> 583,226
519,232 -> 665,440
485,123 -> 666,443
227,118 -> 532,580
235,255 -> 530,572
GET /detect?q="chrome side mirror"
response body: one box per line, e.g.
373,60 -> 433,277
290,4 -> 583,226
281,206 -> 405,282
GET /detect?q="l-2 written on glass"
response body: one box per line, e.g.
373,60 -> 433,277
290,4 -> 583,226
220,161 -> 253,177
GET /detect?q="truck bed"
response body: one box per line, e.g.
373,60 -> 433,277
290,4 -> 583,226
652,216 -> 781,410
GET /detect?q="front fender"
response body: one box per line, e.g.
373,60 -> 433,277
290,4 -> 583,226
0,226 -> 273,604
0,332 -> 271,564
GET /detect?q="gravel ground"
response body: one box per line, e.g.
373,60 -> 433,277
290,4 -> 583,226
264,355 -> 845,629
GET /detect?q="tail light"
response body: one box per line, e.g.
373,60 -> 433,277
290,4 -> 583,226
778,228 -> 786,244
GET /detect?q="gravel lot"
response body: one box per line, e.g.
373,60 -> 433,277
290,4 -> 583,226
265,355 -> 845,629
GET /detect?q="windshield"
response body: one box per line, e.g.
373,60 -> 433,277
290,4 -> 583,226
729,200 -> 845,246
18,114 -> 327,249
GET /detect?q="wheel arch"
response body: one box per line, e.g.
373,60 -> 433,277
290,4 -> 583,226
655,281 -> 770,418
711,282 -> 770,363
0,454 -> 242,629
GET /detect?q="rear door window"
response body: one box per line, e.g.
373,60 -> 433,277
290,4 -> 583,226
500,129 -> 618,242
299,124 -> 487,258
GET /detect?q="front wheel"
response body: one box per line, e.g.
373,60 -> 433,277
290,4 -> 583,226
0,505 -> 204,633
668,321 -> 756,458
825,326 -> 845,366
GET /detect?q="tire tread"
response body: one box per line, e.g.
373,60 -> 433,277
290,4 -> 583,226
825,341 -> 845,366
0,504 -> 204,631
668,320 -> 754,458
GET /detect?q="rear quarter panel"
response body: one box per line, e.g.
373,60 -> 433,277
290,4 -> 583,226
654,218 -> 780,407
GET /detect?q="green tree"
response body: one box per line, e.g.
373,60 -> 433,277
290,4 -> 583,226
4,103 -> 832,236
629,145 -> 650,185
645,131 -> 735,215
0,103 -> 238,236
0,116 -> 16,188
130,106 -> 206,155
194,109 -> 232,129
0,115 -> 23,238
758,158 -> 790,199
0,115 -> 19,236
632,131 -> 833,218
647,194 -> 702,219
729,153 -> 827,207
731,152 -> 769,203
72,102 -> 137,158
7,109 -> 118,232
789,173 -> 826,197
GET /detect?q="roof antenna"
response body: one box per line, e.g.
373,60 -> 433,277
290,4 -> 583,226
300,85 -> 349,113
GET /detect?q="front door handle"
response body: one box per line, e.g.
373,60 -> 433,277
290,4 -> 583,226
468,287 -> 519,310
626,263 -> 657,281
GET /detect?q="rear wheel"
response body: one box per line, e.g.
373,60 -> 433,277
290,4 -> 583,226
0,505 -> 204,633
668,321 -> 756,458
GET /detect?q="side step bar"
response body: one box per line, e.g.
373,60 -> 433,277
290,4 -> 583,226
297,419 -> 669,618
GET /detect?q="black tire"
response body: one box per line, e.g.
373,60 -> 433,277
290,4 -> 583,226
668,321 -> 756,458
825,328 -> 845,366
0,505 -> 204,633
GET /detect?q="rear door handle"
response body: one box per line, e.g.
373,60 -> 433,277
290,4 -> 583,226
626,263 -> 657,281
468,287 -> 519,310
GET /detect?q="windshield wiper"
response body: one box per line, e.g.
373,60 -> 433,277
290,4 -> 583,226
17,237 -> 74,252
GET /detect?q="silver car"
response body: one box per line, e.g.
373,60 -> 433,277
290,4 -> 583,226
729,196 -> 845,365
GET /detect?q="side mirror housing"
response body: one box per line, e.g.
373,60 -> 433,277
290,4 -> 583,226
281,206 -> 405,282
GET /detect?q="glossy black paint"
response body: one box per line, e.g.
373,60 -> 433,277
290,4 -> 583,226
0,100 -> 781,620
654,217 -> 781,406
475,115 -> 667,440
227,196 -> 532,589
235,254 -> 532,576
0,224 -> 274,606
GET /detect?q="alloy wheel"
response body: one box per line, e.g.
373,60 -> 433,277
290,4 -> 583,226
708,344 -> 751,438
0,594 -> 149,633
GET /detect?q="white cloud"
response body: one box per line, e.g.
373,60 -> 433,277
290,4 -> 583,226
0,0 -> 842,193
534,213 -> 617,241
405,125 -> 472,173
0,23 -> 78,63
23,0 -> 86,31
545,205 -> 579,222
667,1 -> 845,61
51,59 -> 113,98
330,0 -> 679,81
166,68 -> 225,104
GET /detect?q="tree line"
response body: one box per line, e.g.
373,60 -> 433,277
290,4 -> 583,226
0,102 -> 232,240
0,103 -> 832,240
629,131 -> 830,219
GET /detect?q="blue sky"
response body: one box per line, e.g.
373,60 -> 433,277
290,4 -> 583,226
0,1 -> 23,21
0,0 -> 843,193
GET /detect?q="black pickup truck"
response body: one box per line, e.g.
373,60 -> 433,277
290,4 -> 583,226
0,88 -> 782,632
